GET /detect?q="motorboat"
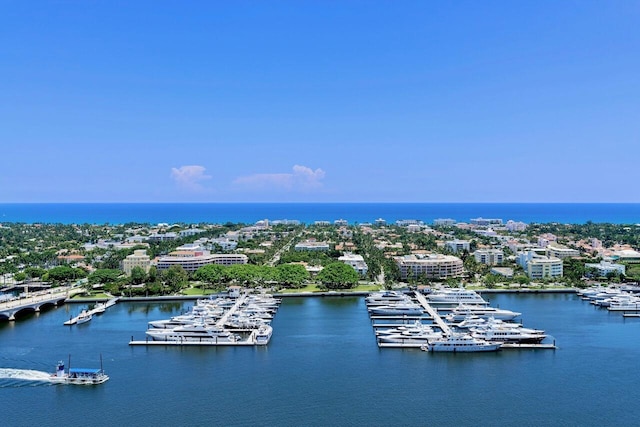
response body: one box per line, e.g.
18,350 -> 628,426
254,324 -> 273,345
50,356 -> 109,385
377,326 -> 443,345
369,303 -> 424,316
426,288 -> 488,305
366,291 -> 411,305
92,303 -> 106,314
145,323 -> 241,343
444,304 -> 521,322
469,323 -> 546,344
421,333 -> 502,352
76,310 -> 92,324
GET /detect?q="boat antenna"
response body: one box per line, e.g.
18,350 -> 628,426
68,354 -> 71,371
100,353 -> 103,372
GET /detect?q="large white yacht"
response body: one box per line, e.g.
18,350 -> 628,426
469,322 -> 546,344
444,304 -> 521,322
145,323 -> 241,343
365,290 -> 411,305
369,302 -> 424,316
377,325 -> 443,345
422,333 -> 502,352
427,288 -> 488,305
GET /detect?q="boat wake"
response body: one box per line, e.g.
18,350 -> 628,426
0,368 -> 55,387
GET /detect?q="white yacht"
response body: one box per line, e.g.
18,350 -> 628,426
421,333 -> 502,352
254,324 -> 273,345
469,322 -> 546,344
444,304 -> 521,322
369,303 -> 424,316
145,324 -> 241,343
366,291 -> 411,305
377,325 -> 443,345
76,310 -> 92,324
427,288 -> 488,305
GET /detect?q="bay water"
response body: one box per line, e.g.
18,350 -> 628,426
1,293 -> 640,426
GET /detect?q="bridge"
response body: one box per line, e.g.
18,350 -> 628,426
0,286 -> 84,321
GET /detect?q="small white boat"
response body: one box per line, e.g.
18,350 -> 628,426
254,324 -> 273,345
76,310 -> 92,324
92,303 -> 106,314
50,356 -> 109,385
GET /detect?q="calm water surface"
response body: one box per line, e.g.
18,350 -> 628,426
1,293 -> 640,426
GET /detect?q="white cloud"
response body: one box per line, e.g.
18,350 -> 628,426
170,165 -> 212,191
234,165 -> 326,191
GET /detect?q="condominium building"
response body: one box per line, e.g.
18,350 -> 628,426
470,217 -> 503,226
505,220 -> 527,232
585,261 -> 626,277
527,257 -> 563,279
446,240 -> 471,253
518,251 -> 563,279
394,254 -> 464,280
338,253 -> 368,276
156,251 -> 247,273
122,249 -> 151,275
433,218 -> 456,227
474,249 -> 504,265
547,245 -> 580,259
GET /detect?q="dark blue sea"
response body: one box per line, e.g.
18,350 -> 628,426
1,203 -> 640,225
2,293 -> 640,426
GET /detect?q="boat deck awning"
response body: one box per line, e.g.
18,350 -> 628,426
69,368 -> 102,374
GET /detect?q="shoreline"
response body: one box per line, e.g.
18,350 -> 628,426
65,287 -> 578,303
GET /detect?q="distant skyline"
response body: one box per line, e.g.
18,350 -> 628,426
2,2 -> 639,203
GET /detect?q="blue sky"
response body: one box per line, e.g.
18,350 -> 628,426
2,1 -> 639,203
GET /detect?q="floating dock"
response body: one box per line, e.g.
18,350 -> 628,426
63,297 -> 120,325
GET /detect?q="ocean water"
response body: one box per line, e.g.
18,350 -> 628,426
1,293 -> 640,427
1,202 -> 640,225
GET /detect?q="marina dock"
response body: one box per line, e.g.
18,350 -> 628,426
413,291 -> 452,335
63,297 -> 120,325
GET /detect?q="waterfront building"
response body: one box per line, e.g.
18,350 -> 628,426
338,253 -> 368,277
585,261 -> 626,277
446,239 -> 471,253
314,221 -> 330,226
156,251 -> 247,273
474,249 -> 504,265
394,254 -> 464,280
334,219 -> 348,226
122,249 -> 151,275
527,257 -> 563,279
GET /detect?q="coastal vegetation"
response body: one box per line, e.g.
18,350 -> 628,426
1,219 -> 639,297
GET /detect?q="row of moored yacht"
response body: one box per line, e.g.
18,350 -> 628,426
145,293 -> 280,345
577,285 -> 640,312
367,287 -> 549,352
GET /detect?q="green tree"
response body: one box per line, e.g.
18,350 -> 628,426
88,269 -> 122,285
161,265 -> 189,293
276,264 -> 309,288
130,266 -> 147,285
194,264 -> 225,288
317,262 -> 359,290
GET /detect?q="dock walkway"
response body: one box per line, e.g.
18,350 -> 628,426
413,291 -> 452,335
